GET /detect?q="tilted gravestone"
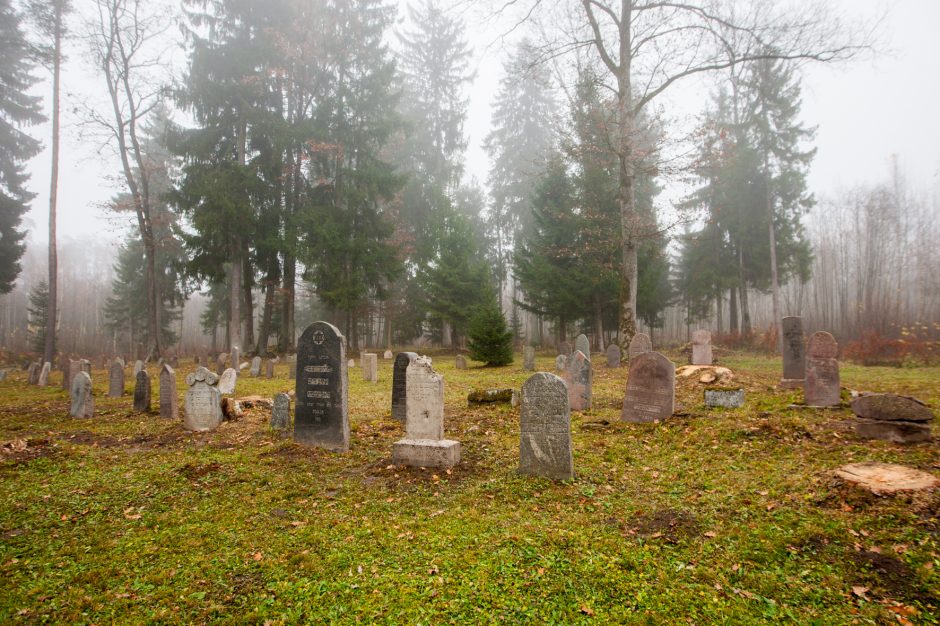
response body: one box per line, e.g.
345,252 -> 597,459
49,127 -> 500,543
218,368 -> 237,395
622,351 -> 675,423
555,354 -> 567,372
780,316 -> 805,389
565,350 -> 592,411
108,359 -> 125,397
265,359 -> 275,379
575,334 -> 590,361
69,371 -> 94,418
38,362 -> 51,386
628,333 -> 652,361
391,352 -> 418,422
183,367 -> 222,432
691,330 -> 712,365
27,362 -> 40,385
804,331 -> 840,407
606,344 -> 621,368
851,393 -> 934,443
271,393 -> 291,430
250,356 -> 262,377
519,372 -> 573,481
392,357 -> 460,468
523,346 -> 536,371
362,353 -> 378,383
159,364 -> 178,419
134,370 -> 152,412
455,354 -> 467,370
294,321 -> 349,452
558,341 -> 571,357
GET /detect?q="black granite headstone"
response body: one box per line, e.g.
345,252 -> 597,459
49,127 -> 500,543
294,321 -> 349,451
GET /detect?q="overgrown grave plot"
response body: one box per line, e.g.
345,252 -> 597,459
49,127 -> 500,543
0,354 -> 937,623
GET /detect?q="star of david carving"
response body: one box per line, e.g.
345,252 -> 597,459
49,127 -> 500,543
312,330 -> 325,345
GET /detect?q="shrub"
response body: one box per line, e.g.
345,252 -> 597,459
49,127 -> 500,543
467,300 -> 513,366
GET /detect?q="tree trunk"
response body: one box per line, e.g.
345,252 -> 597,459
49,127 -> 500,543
255,255 -> 278,355
44,2 -> 64,365
766,169 -> 782,352
738,246 -> 751,334
230,119 -> 247,352
729,286 -> 739,333
242,252 -> 255,351
594,296 -> 604,351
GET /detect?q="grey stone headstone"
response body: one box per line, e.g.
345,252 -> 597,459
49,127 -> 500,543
265,359 -> 275,379
133,360 -> 145,376
628,333 -> 652,361
250,356 -> 262,377
134,370 -> 152,412
781,316 -> 805,382
362,353 -> 378,383
392,352 -> 418,422
455,354 -> 467,370
622,351 -> 675,423
523,346 -> 536,371
27,362 -> 40,385
159,364 -> 178,419
108,359 -> 125,397
38,361 -> 51,387
184,367 -> 222,431
69,371 -> 94,418
704,388 -> 745,408
804,331 -> 840,407
558,341 -> 571,357
691,330 -> 712,365
383,350 -> 393,359
575,334 -> 590,361
606,344 -> 621,368
519,372 -> 573,481
392,357 -> 459,468
218,368 -> 237,395
565,350 -> 592,411
294,321 -> 349,452
271,393 -> 291,430
555,354 -> 567,372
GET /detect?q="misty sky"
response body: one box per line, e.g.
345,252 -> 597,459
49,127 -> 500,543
17,0 -> 940,252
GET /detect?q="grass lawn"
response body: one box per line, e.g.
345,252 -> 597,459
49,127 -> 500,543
1,351 -> 938,624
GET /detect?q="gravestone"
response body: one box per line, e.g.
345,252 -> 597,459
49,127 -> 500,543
288,355 -> 297,378
38,361 -> 51,387
851,393 -> 933,443
392,357 -> 460,468
67,360 -> 81,391
804,331 -> 840,407
108,359 -> 125,397
133,360 -> 144,376
575,334 -> 590,361
523,346 -> 536,371
159,364 -> 178,419
183,367 -> 223,432
69,371 -> 94,418
294,321 -> 349,452
392,352 -> 418,422
558,341 -> 571,357
691,330 -> 712,365
362,353 -> 378,383
0,370 -> 6,381
564,350 -> 592,411
455,354 -> 467,370
133,370 -> 152,412
384,350 -> 393,360
704,388 -> 745,408
271,393 -> 291,430
780,316 -> 805,388
622,351 -> 675,423
628,333 -> 652,361
555,354 -> 567,372
218,368 -> 237,395
265,359 -> 275,379
606,344 -> 621,368
518,372 -> 573,481
80,359 -> 91,374
250,356 -> 262,377
27,362 -> 40,385
216,353 -> 228,376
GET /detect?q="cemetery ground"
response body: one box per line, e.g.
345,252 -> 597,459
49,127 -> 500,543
1,354 -> 938,624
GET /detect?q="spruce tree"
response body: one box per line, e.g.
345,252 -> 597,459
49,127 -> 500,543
467,297 -> 513,367
27,281 -> 49,353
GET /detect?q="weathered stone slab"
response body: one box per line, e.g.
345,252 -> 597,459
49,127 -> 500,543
218,368 -> 237,395
575,334 -> 590,361
606,344 -> 621,368
622,351 -> 675,423
216,353 -> 228,376
704,388 -> 745,408
184,367 -> 222,432
781,316 -> 805,383
555,354 -> 567,372
854,419 -> 932,444
159,364 -> 178,419
271,393 -> 291,430
392,356 -> 460,468
67,360 -> 81,391
362,353 -> 378,383
523,346 -> 536,371
455,354 -> 467,370
69,371 -> 94,418
133,360 -> 144,376
265,359 -> 275,379
691,329 -> 712,365
804,331 -> 840,407
27,362 -> 39,385
851,394 -> 934,422
250,356 -> 261,377
108,359 -> 125,397
628,333 -> 652,361
391,352 -> 418,422
294,321 -> 349,452
38,362 -> 50,386
519,372 -> 573,481
133,370 -> 152,412
564,350 -> 592,411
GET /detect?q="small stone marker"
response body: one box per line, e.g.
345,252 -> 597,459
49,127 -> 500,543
575,334 -> 590,361
835,462 -> 939,495
250,356 -> 262,377
108,359 -> 125,397
606,344 -> 621,368
564,350 -> 592,411
133,360 -> 144,376
555,354 -> 567,372
455,354 -> 467,370
704,387 -> 745,408
218,368 -> 237,395
392,356 -> 460,468
391,352 -> 418,422
523,346 -> 536,371
159,364 -> 178,419
362,353 -> 378,383
851,393 -> 934,443
804,331 -> 840,407
271,393 -> 291,430
183,367 -> 223,432
69,371 -> 94,418
265,359 -> 275,379
691,329 -> 712,365
294,321 -> 349,452
628,333 -> 652,361
27,362 -> 39,385
622,351 -> 675,423
558,341 -> 571,357
780,316 -> 805,388
384,350 -> 393,359
519,372 -> 573,481
134,370 -> 152,412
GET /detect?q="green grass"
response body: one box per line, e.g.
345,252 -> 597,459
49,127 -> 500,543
1,351 -> 938,624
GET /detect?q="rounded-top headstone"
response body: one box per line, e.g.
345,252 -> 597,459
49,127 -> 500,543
519,372 -> 573,481
218,368 -> 237,395
606,344 -> 621,368
628,333 -> 652,360
565,350 -> 592,411
807,331 -> 838,359
294,321 -> 349,452
622,351 -> 675,423
575,334 -> 590,360
780,316 -> 805,381
70,371 -> 94,418
804,331 -> 840,407
184,366 -> 223,432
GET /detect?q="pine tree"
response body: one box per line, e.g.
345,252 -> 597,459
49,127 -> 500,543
27,281 -> 49,353
467,297 -> 513,367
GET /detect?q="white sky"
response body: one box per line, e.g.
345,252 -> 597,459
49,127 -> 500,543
18,0 -> 940,252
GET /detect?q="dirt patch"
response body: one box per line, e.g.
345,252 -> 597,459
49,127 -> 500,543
1,437 -> 56,464
177,461 -> 222,480
631,508 -> 700,542
62,430 -> 124,448
850,550 -> 928,602
128,428 -> 189,450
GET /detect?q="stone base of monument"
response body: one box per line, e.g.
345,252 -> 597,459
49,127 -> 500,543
854,419 -> 932,444
704,388 -> 744,408
778,378 -> 803,390
392,438 -> 461,468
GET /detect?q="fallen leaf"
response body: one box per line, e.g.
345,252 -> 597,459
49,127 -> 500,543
252,552 -> 263,561
851,585 -> 868,599
579,605 -> 594,616
704,531 -> 717,538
